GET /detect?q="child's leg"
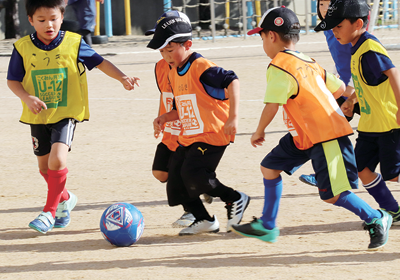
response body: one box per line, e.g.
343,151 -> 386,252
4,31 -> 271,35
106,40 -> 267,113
359,168 -> 399,213
259,168 -> 283,230
42,143 -> 69,218
328,191 -> 381,223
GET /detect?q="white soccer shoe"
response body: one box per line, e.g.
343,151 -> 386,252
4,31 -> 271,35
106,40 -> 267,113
172,212 -> 196,228
226,191 -> 250,232
179,216 -> 220,235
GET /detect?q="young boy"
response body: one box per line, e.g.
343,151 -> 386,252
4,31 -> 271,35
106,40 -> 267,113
315,0 -> 400,225
231,6 -> 392,250
7,0 -> 139,234
148,13 -> 250,235
299,0 -> 361,187
147,11 -> 213,228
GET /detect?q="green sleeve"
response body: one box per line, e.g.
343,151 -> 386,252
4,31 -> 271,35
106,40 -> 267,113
264,65 -> 298,105
325,71 -> 343,93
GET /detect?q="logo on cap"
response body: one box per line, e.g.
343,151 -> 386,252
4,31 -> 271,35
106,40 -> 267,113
274,17 -> 284,27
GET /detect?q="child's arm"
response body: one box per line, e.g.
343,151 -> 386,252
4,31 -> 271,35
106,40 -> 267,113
383,67 -> 400,125
7,80 -> 47,114
96,59 -> 140,90
224,79 -> 240,135
251,103 -> 279,147
153,110 -> 179,138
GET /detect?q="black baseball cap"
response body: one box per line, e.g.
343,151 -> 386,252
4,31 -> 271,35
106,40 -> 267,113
147,16 -> 192,50
145,11 -> 190,36
314,0 -> 370,31
247,6 -> 300,35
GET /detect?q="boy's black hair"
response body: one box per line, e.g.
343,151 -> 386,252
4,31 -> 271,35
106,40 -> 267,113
25,0 -> 65,18
261,22 -> 301,44
347,16 -> 369,29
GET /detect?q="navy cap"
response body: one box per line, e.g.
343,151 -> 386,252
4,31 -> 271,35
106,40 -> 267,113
145,11 -> 190,36
315,0 -> 370,31
147,16 -> 192,50
247,6 -> 300,35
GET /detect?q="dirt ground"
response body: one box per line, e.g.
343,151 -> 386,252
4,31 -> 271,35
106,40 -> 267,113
1,28 -> 400,279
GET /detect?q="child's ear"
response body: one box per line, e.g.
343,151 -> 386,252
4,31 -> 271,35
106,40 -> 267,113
184,40 -> 192,50
28,16 -> 34,26
356,18 -> 364,30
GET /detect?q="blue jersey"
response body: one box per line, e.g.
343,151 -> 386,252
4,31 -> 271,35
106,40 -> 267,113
7,31 -> 104,82
324,30 -> 352,86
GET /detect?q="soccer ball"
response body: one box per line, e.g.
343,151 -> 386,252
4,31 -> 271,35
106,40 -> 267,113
100,202 -> 144,247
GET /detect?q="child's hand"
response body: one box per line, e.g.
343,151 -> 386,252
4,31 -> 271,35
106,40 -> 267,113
122,76 -> 140,90
153,116 -> 164,138
340,99 -> 354,117
250,131 -> 265,147
224,117 -> 238,135
25,95 -> 47,115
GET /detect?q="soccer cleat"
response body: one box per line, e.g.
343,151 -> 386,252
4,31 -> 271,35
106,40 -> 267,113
203,193 -> 213,204
54,191 -> 78,228
29,211 -> 55,234
363,210 -> 392,250
386,207 -> 400,226
226,191 -> 250,232
231,217 -> 279,243
299,174 -> 317,187
179,216 -> 220,235
172,212 -> 196,228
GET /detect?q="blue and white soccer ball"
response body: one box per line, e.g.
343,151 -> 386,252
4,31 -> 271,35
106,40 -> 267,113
100,202 -> 144,247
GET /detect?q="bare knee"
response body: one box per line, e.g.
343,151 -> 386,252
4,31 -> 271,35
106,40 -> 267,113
324,194 -> 340,204
152,170 -> 168,183
261,166 -> 282,180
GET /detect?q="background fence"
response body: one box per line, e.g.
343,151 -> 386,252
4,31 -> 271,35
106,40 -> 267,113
0,0 -> 399,40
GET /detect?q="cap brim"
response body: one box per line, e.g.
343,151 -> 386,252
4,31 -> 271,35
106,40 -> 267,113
147,35 -> 192,50
314,17 -> 344,31
145,29 -> 155,36
247,27 -> 263,35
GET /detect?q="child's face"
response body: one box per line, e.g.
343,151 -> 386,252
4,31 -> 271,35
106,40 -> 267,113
28,7 -> 64,45
319,0 -> 330,19
159,41 -> 191,68
261,31 -> 278,59
332,19 -> 361,46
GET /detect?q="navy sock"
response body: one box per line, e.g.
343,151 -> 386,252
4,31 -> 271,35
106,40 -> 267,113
333,191 -> 381,223
260,176 -> 282,230
363,173 -> 399,212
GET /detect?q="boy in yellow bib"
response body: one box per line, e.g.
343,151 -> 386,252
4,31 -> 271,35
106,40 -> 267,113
7,0 -> 139,234
232,6 -> 391,250
315,0 -> 400,225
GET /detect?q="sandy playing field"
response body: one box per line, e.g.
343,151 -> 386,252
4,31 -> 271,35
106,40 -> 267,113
1,29 -> 400,279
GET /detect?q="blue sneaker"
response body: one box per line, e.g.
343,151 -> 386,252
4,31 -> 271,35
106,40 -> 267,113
231,217 -> 279,243
29,211 -> 55,234
299,174 -> 317,187
364,210 -> 392,250
54,191 -> 78,228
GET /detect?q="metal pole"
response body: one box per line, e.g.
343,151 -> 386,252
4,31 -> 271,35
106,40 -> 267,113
104,0 -> 113,37
210,0 -> 216,43
124,0 -> 131,35
305,0 -> 309,34
369,0 -> 381,33
163,0 -> 172,12
242,0 -> 247,38
94,1 -> 100,36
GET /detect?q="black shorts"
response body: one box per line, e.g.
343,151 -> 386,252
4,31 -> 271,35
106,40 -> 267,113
355,130 -> 400,181
166,142 -> 227,206
30,119 -> 77,156
152,142 -> 174,172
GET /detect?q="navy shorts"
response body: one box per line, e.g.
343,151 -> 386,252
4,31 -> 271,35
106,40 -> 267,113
261,133 -> 358,200
30,119 -> 77,156
152,142 -> 174,172
355,130 -> 400,180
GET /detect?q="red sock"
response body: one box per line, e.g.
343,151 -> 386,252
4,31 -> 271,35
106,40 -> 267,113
40,170 -> 69,203
43,168 -> 68,218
